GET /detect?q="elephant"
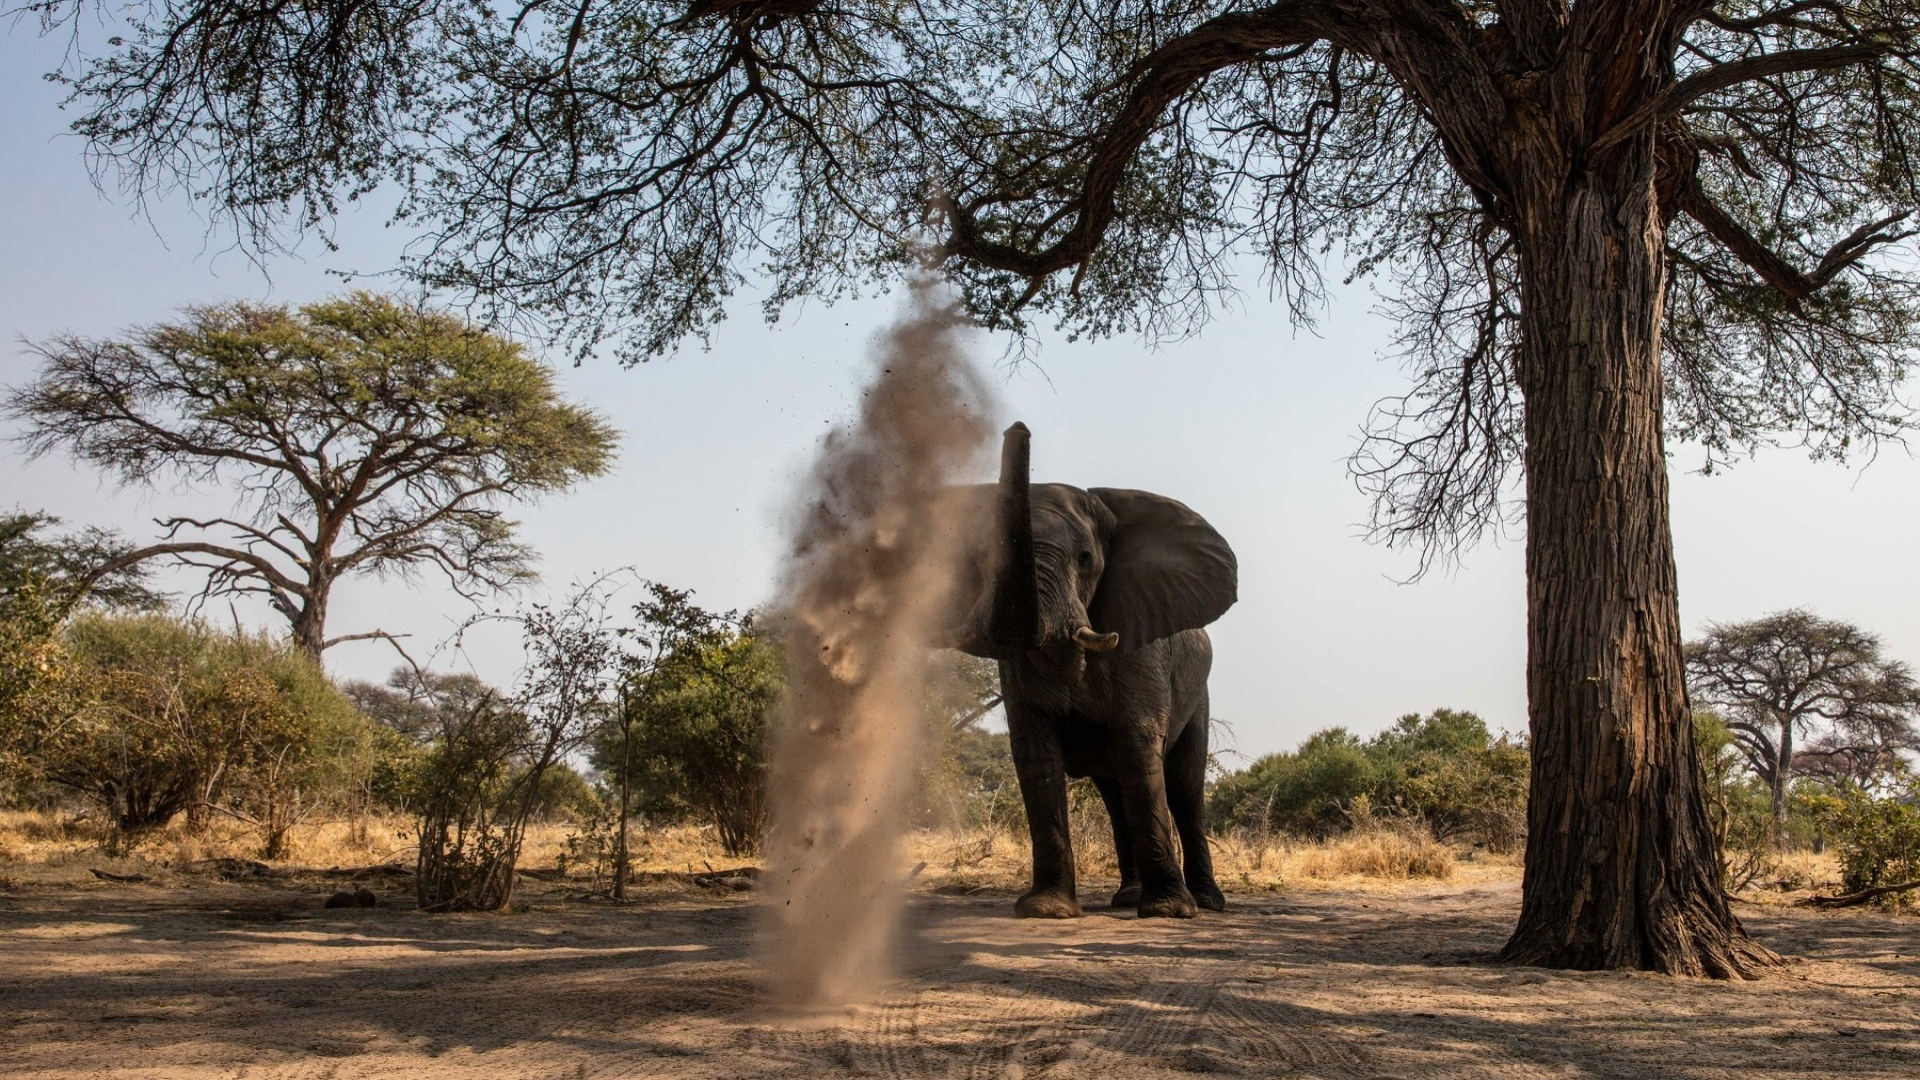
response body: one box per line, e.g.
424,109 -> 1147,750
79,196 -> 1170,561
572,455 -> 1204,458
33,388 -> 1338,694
941,422 -> 1237,919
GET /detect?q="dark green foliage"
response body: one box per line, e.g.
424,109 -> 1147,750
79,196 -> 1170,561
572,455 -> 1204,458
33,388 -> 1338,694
1395,739 -> 1530,853
511,763 -> 601,824
598,626 -> 779,857
1211,728 -> 1383,840
1210,709 -> 1527,849
1369,709 -> 1491,764
1808,771 -> 1920,903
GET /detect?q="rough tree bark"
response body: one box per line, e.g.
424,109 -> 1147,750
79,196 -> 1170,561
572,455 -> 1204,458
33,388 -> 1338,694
1501,124 -> 1775,976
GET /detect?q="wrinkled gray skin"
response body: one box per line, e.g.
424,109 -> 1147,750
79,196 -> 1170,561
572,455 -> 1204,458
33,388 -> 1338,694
945,424 -> 1237,919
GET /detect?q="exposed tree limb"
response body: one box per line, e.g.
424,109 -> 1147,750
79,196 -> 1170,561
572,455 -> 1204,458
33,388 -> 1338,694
1595,41 -> 1888,152
1678,179 -> 1915,300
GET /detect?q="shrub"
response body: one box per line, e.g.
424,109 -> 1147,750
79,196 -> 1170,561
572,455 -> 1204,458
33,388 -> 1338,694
1210,711 -> 1524,845
598,627 -> 778,857
1396,738 -> 1529,853
1210,728 -> 1383,839
414,583 -> 618,911
1814,771 -> 1920,904
7,613 -> 366,853
411,698 -> 528,911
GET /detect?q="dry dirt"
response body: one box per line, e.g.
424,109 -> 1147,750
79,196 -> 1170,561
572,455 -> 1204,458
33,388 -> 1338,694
2,876 -> 1916,1079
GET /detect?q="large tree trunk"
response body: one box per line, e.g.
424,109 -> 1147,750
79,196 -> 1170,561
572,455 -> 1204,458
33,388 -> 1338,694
290,584 -> 328,661
1500,148 -> 1776,977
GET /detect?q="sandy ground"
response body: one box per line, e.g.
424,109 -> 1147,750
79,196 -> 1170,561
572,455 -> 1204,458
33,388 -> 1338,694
2,876 -> 1916,1080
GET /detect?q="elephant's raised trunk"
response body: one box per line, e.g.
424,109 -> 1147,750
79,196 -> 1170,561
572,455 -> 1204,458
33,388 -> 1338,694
987,422 -> 1041,654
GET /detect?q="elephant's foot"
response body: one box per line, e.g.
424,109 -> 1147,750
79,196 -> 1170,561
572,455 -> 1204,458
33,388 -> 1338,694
1137,885 -> 1197,919
1015,887 -> 1083,919
1189,880 -> 1227,912
1110,882 -> 1141,909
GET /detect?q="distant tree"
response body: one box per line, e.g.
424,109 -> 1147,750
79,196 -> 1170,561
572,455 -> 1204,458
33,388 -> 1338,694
1211,709 -> 1527,850
1686,610 -> 1920,827
1367,709 -> 1492,765
600,582 -> 742,896
1211,727 -> 1384,839
345,667 -> 498,742
6,293 -> 619,660
1382,712 -> 1528,853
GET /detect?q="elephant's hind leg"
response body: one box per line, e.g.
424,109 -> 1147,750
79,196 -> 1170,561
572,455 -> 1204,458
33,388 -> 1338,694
1093,776 -> 1141,909
1115,733 -> 1196,919
1168,704 -> 1226,912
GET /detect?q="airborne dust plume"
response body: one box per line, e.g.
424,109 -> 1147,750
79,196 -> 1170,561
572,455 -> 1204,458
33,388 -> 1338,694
761,276 -> 998,1009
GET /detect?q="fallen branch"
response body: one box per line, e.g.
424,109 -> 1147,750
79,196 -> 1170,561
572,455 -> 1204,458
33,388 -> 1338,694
1801,880 -> 1920,909
89,868 -> 150,883
319,863 -> 414,880
691,866 -> 761,890
178,857 -> 276,879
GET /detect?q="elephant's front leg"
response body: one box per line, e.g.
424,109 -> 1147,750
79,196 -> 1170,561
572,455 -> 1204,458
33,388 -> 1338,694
1006,703 -> 1081,919
1117,732 -> 1196,919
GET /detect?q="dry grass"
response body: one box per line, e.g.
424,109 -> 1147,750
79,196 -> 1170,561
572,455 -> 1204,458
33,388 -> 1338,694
0,808 -> 1515,898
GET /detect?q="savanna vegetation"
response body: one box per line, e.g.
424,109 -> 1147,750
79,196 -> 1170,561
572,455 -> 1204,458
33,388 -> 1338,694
25,0 -> 1920,975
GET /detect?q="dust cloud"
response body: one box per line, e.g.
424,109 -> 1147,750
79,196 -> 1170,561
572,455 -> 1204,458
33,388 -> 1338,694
760,275 -> 998,1011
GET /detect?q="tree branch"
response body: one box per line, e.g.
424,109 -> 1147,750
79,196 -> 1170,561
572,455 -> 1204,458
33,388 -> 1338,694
940,0 -> 1369,296
1678,178 -> 1915,301
81,541 -> 308,598
1595,41 -> 1889,152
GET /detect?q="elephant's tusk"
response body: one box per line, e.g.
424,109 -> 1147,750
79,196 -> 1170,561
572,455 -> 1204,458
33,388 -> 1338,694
1073,627 -> 1120,652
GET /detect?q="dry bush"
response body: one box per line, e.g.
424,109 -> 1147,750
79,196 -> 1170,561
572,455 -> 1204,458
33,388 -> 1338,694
1288,825 -> 1456,881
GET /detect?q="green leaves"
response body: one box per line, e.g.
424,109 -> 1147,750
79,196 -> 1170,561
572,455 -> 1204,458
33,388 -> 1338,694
8,292 -> 619,653
1209,708 -> 1526,850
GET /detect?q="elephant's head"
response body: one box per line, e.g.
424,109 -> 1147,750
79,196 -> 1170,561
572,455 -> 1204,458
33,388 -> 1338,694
941,423 -> 1237,680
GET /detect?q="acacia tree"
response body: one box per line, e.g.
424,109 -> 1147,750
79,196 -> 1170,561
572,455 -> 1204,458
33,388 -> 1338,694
27,0 -> 1920,975
1687,610 -> 1920,823
7,294 -> 618,660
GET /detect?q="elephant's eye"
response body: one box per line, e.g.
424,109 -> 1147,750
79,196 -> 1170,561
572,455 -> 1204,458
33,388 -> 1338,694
1077,550 -> 1093,568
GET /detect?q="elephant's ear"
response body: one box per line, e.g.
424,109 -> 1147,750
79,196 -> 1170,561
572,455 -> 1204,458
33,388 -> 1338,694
928,484 -> 1001,657
1087,488 -> 1237,653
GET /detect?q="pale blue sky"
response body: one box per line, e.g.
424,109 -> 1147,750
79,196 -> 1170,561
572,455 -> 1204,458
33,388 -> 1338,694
5,27 -> 1918,763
